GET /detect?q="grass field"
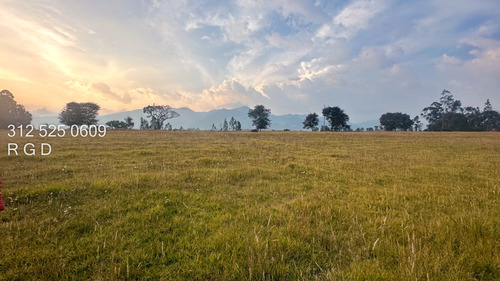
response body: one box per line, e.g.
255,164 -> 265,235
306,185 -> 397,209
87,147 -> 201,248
0,131 -> 499,280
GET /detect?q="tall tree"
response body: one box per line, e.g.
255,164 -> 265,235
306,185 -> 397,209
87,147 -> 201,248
59,102 -> 100,126
421,90 -> 500,131
412,116 -> 422,131
124,116 -> 134,129
223,118 -> 229,131
140,117 -> 150,129
303,113 -> 319,131
379,112 -> 414,131
229,117 -> 236,131
422,90 -> 465,131
143,105 -> 179,130
463,102 -> 500,131
228,117 -> 242,131
441,112 -> 468,131
440,90 -> 462,113
484,99 -> 493,112
479,110 -> 500,131
248,105 -> 271,131
463,106 -> 481,130
421,101 -> 444,127
322,106 -> 350,131
0,89 -> 32,129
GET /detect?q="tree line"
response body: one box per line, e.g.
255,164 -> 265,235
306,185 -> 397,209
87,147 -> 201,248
1,89 -> 499,132
301,106 -> 351,131
421,90 -> 499,131
300,90 -> 499,132
211,117 -> 242,131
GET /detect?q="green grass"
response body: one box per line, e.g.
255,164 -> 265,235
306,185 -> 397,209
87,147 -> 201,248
0,131 -> 499,280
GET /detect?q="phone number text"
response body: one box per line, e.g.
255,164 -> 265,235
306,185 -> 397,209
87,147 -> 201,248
7,124 -> 107,138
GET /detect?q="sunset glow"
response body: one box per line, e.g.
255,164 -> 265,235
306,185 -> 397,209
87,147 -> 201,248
1,0 -> 499,121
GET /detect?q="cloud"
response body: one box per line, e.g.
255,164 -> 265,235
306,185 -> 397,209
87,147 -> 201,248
332,0 -> 387,38
315,0 -> 387,40
436,54 -> 462,70
352,45 -> 404,70
65,80 -> 134,106
297,58 -> 338,83
1,0 -> 500,122
92,83 -> 132,104
195,78 -> 267,109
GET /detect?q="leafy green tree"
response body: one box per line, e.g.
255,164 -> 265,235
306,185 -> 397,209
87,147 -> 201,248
422,91 -> 500,131
106,116 -> 134,129
0,89 -> 32,129
479,110 -> 500,131
124,116 -> 134,129
422,90 -> 464,131
463,100 -> 500,131
463,106 -> 482,130
303,113 -> 319,131
223,118 -> 229,131
412,116 -> 422,131
106,120 -> 128,129
421,90 -> 461,129
229,117 -> 236,131
228,117 -> 242,131
440,90 -> 462,113
59,102 -> 100,126
440,112 -> 469,131
248,105 -> 271,131
140,117 -> 151,129
143,105 -> 179,130
421,101 -> 443,127
484,99 -> 493,112
379,112 -> 414,131
322,106 -> 350,131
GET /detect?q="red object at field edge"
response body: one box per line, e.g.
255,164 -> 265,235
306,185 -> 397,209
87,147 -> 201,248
0,180 -> 4,211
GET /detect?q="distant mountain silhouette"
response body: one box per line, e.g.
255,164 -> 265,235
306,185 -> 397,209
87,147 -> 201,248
31,106 -> 377,131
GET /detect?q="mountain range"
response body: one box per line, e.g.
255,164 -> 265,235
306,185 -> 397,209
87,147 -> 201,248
32,106 -> 379,131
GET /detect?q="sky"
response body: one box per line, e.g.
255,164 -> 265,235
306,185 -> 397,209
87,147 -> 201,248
1,0 -> 500,122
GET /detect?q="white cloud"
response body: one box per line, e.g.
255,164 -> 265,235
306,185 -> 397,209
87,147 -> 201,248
1,0 -> 500,121
315,0 -> 387,40
297,58 -> 337,82
333,0 -> 387,37
437,54 -> 462,68
166,78 -> 269,111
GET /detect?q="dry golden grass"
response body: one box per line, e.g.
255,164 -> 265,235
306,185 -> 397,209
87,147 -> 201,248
0,131 -> 499,280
